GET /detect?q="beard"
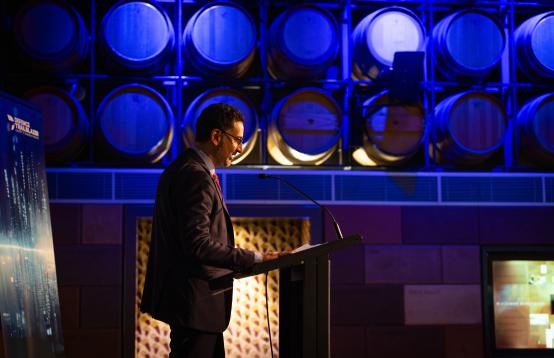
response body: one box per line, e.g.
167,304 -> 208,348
215,143 -> 233,167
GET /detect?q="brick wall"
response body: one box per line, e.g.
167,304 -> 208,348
43,203 -> 553,357
326,205 -> 554,358
50,204 -> 123,358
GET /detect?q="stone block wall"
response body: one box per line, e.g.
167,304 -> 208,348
50,204 -> 123,358
326,205 -> 554,358
2,203 -> 548,357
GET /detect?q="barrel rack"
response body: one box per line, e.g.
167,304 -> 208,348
2,0 -> 554,171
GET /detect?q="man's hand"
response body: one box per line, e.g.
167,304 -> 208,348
262,251 -> 291,262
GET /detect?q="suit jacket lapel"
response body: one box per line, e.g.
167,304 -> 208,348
186,148 -> 229,215
211,174 -> 228,214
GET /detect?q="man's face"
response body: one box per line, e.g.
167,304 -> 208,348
214,120 -> 244,167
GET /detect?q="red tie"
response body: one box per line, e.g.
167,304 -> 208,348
212,172 -> 222,193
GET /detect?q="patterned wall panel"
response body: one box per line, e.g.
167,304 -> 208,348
135,217 -> 310,358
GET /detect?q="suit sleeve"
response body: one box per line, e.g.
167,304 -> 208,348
173,168 -> 255,272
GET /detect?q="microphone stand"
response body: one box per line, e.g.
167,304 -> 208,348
258,173 -> 344,240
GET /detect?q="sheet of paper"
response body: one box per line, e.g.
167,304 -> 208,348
292,243 -> 315,253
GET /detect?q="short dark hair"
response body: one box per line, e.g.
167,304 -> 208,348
195,103 -> 244,143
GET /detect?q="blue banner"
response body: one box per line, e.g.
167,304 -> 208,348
0,92 -> 64,357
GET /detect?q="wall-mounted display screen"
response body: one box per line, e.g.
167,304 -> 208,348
482,246 -> 554,357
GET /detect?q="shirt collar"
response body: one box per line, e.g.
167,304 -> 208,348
191,147 -> 215,175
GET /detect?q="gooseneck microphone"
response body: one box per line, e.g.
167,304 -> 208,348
258,173 -> 344,240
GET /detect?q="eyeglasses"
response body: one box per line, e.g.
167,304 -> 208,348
219,129 -> 243,146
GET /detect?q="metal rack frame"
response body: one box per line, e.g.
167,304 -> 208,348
3,0 -> 553,171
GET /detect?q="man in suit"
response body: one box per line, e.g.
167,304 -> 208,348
141,103 -> 281,357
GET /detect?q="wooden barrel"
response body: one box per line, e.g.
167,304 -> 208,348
181,88 -> 258,164
433,91 -> 506,165
360,91 -> 425,165
183,1 -> 256,78
99,0 -> 175,72
352,6 -> 425,80
25,86 -> 88,164
95,84 -> 174,163
432,10 -> 505,79
514,11 -> 554,80
516,93 -> 554,165
14,0 -> 89,70
268,4 -> 339,80
268,88 -> 341,165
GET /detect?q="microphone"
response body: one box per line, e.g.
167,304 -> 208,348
258,173 -> 344,240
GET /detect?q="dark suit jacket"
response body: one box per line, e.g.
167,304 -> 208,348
140,148 -> 255,332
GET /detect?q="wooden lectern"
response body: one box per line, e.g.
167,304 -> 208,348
210,234 -> 362,358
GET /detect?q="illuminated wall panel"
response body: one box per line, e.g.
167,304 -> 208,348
135,217 -> 309,358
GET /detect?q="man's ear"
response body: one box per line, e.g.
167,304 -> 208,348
210,128 -> 222,146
